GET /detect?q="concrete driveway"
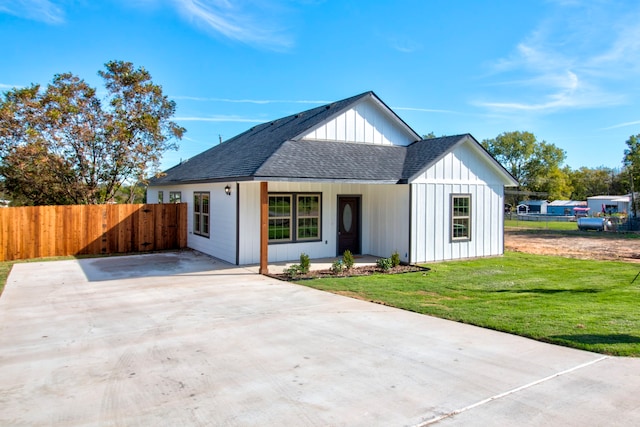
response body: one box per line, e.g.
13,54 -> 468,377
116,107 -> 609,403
1,251 -> 639,426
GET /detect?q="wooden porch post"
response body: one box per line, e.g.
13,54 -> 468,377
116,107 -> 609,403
259,181 -> 269,275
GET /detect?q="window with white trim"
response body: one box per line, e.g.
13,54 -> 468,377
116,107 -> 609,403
194,192 -> 210,238
268,193 -> 321,242
169,191 -> 182,203
158,190 -> 164,203
451,194 -> 471,241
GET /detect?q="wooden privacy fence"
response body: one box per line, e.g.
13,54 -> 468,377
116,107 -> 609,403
0,203 -> 188,262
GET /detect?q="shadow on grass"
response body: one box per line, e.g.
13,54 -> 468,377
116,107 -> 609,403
493,288 -> 601,294
551,334 -> 640,345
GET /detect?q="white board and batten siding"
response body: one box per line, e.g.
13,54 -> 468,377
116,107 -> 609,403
148,183 -> 238,264
300,98 -> 415,146
237,181 -> 410,265
410,142 -> 507,263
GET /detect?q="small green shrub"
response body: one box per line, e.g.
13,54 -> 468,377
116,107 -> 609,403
331,259 -> 345,274
376,257 -> 393,272
299,253 -> 310,274
391,251 -> 401,267
343,250 -> 355,269
284,264 -> 302,278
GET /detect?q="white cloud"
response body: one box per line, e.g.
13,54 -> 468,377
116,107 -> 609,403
174,114 -> 267,123
588,18 -> 640,72
388,37 -> 422,54
0,83 -> 22,89
0,0 -> 65,24
393,106 -> 457,114
479,2 -> 640,115
170,0 -> 295,51
476,70 -> 618,112
602,120 -> 640,131
171,96 -> 330,104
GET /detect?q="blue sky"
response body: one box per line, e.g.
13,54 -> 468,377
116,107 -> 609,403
2,0 -> 640,172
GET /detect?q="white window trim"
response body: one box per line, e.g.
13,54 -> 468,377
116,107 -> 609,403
194,191 -> 210,238
451,193 -> 471,242
169,191 -> 182,204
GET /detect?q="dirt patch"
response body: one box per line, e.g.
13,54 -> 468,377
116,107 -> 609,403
505,229 -> 640,262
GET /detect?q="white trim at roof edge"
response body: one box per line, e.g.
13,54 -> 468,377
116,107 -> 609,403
464,135 -> 519,187
366,92 -> 422,141
290,91 -> 422,143
406,135 -> 519,186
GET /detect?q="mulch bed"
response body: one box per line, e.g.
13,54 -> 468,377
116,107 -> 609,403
269,264 -> 429,281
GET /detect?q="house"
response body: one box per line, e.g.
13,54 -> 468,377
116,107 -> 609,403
546,200 -> 588,216
518,199 -> 548,214
587,195 -> 631,216
148,91 -> 518,272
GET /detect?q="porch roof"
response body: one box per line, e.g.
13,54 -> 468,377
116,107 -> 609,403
152,135 -> 466,185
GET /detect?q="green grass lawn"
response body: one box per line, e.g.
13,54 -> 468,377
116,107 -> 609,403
0,260 -> 14,295
298,251 -> 640,357
505,218 -> 579,231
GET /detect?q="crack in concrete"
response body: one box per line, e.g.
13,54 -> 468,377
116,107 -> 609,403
414,355 -> 610,426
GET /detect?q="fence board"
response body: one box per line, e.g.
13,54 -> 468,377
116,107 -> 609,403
0,203 -> 187,262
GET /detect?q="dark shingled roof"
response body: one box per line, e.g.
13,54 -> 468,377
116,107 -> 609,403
256,140 -> 406,182
402,135 -> 468,181
255,135 -> 468,183
152,92 -> 375,184
151,92 -> 482,185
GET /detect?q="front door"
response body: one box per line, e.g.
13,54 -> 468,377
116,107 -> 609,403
338,196 -> 360,255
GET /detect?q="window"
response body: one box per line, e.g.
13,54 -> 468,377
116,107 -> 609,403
268,193 -> 321,242
268,195 -> 292,241
169,191 -> 182,203
194,192 -> 210,237
158,191 -> 164,203
451,194 -> 471,241
297,195 -> 320,240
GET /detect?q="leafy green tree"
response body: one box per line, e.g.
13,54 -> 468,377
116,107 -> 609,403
482,131 -> 568,203
623,134 -> 640,186
539,166 -> 572,201
0,61 -> 185,205
114,183 -> 148,204
623,134 -> 640,216
0,141 -> 78,205
568,167 -> 619,200
610,168 -> 630,195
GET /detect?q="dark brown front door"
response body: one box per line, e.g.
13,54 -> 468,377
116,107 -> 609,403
338,196 -> 360,255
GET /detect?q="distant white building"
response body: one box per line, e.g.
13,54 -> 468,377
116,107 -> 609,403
518,199 -> 548,214
586,195 -> 631,216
